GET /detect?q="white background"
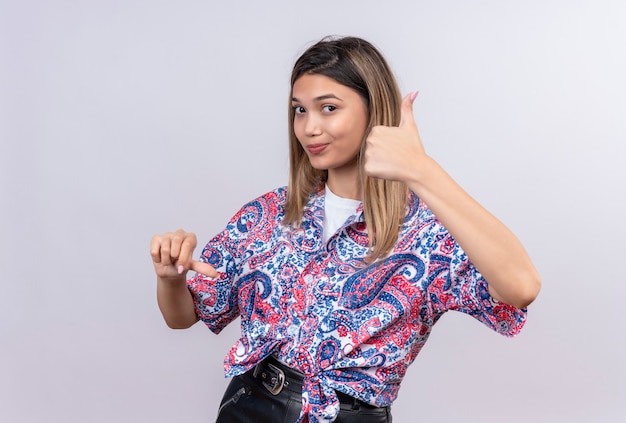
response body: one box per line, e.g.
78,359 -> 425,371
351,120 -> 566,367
1,0 -> 625,422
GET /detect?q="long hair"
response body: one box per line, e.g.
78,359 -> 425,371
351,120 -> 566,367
285,36 -> 408,262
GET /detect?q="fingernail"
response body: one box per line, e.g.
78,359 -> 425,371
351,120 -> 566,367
177,265 -> 184,274
410,90 -> 419,101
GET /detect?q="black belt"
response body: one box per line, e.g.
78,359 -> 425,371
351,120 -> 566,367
252,356 -> 387,411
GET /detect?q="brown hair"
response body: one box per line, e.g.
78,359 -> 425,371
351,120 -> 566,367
285,36 -> 408,262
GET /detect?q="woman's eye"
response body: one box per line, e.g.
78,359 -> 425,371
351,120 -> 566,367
322,105 -> 337,112
293,106 -> 305,114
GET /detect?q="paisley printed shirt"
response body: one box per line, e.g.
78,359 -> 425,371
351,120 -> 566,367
187,187 -> 526,422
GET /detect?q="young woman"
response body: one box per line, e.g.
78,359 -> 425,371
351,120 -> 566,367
150,36 -> 541,423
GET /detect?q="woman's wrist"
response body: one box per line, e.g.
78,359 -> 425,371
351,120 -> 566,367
403,155 -> 440,196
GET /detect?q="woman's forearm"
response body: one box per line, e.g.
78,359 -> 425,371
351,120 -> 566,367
156,276 -> 199,329
407,157 -> 541,309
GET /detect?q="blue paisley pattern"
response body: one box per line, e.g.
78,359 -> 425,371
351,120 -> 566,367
187,187 -> 526,422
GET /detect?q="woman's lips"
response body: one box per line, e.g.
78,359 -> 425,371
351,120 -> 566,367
306,144 -> 328,154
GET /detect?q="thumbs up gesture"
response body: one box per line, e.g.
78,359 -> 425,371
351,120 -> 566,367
364,91 -> 425,184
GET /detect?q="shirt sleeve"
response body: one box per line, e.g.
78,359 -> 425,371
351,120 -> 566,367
425,226 -> 527,337
186,226 -> 241,334
186,189 -> 285,333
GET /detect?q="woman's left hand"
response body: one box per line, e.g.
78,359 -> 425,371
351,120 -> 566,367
363,91 -> 425,184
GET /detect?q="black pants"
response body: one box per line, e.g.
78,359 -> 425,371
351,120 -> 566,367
215,358 -> 392,423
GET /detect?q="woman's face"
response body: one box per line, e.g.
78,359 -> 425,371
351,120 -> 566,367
292,73 -> 369,178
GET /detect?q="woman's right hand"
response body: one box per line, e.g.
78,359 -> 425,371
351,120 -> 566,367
150,229 -> 218,280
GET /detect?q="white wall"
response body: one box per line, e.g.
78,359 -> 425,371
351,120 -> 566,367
1,0 -> 625,422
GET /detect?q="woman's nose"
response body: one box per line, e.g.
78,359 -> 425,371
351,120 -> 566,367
304,114 -> 322,137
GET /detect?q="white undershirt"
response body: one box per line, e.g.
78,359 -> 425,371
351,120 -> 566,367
323,185 -> 361,243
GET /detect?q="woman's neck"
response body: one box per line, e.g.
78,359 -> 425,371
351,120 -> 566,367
327,167 -> 361,200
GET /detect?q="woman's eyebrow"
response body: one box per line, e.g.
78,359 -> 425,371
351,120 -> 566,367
291,94 -> 344,102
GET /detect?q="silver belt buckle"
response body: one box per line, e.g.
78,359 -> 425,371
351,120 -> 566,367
261,363 -> 286,395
